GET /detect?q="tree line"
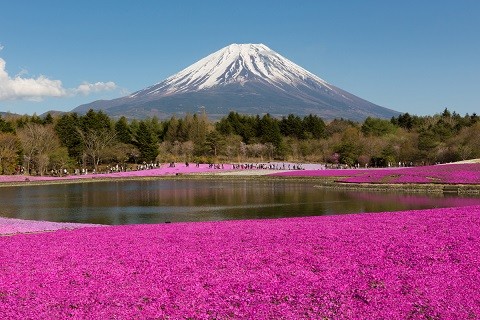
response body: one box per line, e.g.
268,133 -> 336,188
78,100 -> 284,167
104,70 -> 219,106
0,108 -> 478,175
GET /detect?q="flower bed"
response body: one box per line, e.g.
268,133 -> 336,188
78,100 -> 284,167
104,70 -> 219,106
272,163 -> 480,185
1,206 -> 480,318
350,191 -> 480,208
271,168 -> 363,178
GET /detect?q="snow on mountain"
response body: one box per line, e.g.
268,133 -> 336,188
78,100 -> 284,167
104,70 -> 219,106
132,43 -> 333,97
74,43 -> 400,120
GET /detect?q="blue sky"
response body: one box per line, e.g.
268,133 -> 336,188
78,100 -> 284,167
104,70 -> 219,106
0,1 -> 479,117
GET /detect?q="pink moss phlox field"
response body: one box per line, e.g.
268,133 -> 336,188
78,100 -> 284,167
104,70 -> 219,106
272,163 -> 480,184
0,217 -> 99,236
2,207 -> 480,319
273,168 -> 363,178
351,191 -> 480,208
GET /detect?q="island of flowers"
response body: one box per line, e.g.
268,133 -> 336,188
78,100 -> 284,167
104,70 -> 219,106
272,163 -> 480,185
1,206 -> 480,319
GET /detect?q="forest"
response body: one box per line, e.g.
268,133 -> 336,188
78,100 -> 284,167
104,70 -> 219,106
0,108 -> 479,175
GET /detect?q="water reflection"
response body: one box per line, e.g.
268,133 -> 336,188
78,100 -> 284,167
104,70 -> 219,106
0,179 -> 479,225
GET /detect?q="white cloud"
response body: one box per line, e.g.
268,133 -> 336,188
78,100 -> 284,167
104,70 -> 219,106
73,81 -> 117,95
0,57 -> 117,101
0,58 -> 66,101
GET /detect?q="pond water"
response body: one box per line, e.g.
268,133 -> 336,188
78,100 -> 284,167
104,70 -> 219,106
1,179 -> 479,225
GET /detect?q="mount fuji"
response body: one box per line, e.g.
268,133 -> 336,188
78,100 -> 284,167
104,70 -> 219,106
74,43 -> 399,120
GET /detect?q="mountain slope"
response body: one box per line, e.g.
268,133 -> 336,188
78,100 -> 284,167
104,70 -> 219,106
74,43 -> 399,120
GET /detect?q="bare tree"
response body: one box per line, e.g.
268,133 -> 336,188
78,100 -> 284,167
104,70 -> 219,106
239,142 -> 247,162
224,135 -> 242,161
248,143 -> 266,160
17,124 -> 60,175
0,133 -> 21,174
181,141 -> 194,161
264,143 -> 275,161
78,128 -> 117,171
171,140 -> 181,161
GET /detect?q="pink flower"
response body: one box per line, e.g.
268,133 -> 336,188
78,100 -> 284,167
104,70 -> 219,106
272,163 -> 480,185
1,206 -> 480,318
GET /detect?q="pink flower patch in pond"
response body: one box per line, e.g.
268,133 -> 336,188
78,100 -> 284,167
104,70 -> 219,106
273,169 -> 365,177
272,163 -> 480,185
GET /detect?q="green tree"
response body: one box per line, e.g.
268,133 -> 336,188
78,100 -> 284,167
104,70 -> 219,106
259,114 -> 282,147
280,114 -> 304,139
336,127 -> 363,166
49,147 -> 72,175
43,113 -> 54,125
191,112 -> 209,145
216,112 -> 258,143
164,116 -> 179,142
81,109 -> 112,133
129,119 -> 140,140
204,130 -> 225,157
136,121 -> 159,162
215,115 -> 234,136
30,114 -> 44,125
258,114 -> 286,158
417,130 -> 438,163
325,118 -> 358,137
0,116 -> 15,133
392,113 -> 410,130
78,110 -> 115,169
362,117 -> 396,137
431,118 -> 455,142
55,113 -> 83,160
115,116 -> 133,144
303,114 -> 326,139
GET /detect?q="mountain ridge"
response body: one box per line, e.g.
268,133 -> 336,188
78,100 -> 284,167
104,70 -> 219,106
74,43 -> 400,120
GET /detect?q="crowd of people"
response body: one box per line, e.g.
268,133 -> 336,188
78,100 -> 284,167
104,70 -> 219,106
12,161 -> 342,177
231,163 -> 306,170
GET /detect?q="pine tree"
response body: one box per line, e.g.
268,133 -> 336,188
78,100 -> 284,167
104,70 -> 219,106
136,121 -> 159,162
115,116 -> 132,144
55,113 -> 83,159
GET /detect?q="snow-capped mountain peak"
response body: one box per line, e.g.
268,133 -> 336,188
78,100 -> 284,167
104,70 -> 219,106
131,43 -> 331,98
75,43 -> 400,121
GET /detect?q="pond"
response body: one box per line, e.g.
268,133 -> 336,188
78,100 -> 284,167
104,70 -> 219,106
1,179 -> 479,225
